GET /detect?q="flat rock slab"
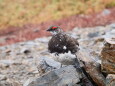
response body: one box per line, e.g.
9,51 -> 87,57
24,65 -> 82,86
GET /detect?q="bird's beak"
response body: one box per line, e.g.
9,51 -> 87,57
47,29 -> 50,31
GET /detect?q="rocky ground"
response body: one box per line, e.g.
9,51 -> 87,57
0,23 -> 115,86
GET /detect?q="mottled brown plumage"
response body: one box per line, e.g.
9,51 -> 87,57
47,26 -> 79,55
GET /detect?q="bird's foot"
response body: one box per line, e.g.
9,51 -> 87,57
55,53 -> 59,56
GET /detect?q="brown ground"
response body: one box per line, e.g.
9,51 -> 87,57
0,8 -> 115,46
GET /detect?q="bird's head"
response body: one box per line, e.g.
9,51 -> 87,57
47,25 -> 63,35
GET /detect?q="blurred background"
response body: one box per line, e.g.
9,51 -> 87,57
0,0 -> 115,46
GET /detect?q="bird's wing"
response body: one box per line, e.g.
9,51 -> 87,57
64,33 -> 79,46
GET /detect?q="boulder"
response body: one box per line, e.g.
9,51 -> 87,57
24,65 -> 82,86
77,48 -> 106,86
101,30 -> 115,74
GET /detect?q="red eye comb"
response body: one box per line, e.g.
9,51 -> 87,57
52,27 -> 57,29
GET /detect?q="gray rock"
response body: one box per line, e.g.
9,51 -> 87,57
20,48 -> 31,54
88,32 -> 99,38
0,60 -> 15,68
106,74 -> 115,86
0,80 -> 21,86
42,57 -> 61,69
109,23 -> 115,28
25,65 -> 82,86
0,60 -> 14,65
0,75 -> 7,81
37,57 -> 61,75
23,41 -> 39,46
101,9 -> 111,16
35,37 -> 50,43
103,29 -> 115,39
0,81 -> 12,86
0,53 -> 7,59
0,60 -> 21,66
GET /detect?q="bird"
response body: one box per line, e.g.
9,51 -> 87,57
47,26 -> 93,85
47,25 -> 79,56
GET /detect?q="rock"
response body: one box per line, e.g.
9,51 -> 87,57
0,59 -> 21,65
88,32 -> 99,38
109,23 -> 115,28
0,60 -> 14,65
0,75 -> 7,81
77,48 -> 106,86
25,65 -> 82,86
7,79 -> 21,86
22,41 -> 39,47
42,57 -> 61,68
0,81 -> 12,86
67,32 -> 79,39
37,56 -> 61,75
0,53 -> 7,59
106,74 -> 115,86
4,49 -> 11,53
0,60 -> 14,68
101,33 -> 115,74
35,37 -> 50,43
23,50 -> 31,54
0,80 -> 21,86
0,37 -> 7,44
20,48 -> 31,54
101,9 -> 111,16
104,29 -> 115,39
